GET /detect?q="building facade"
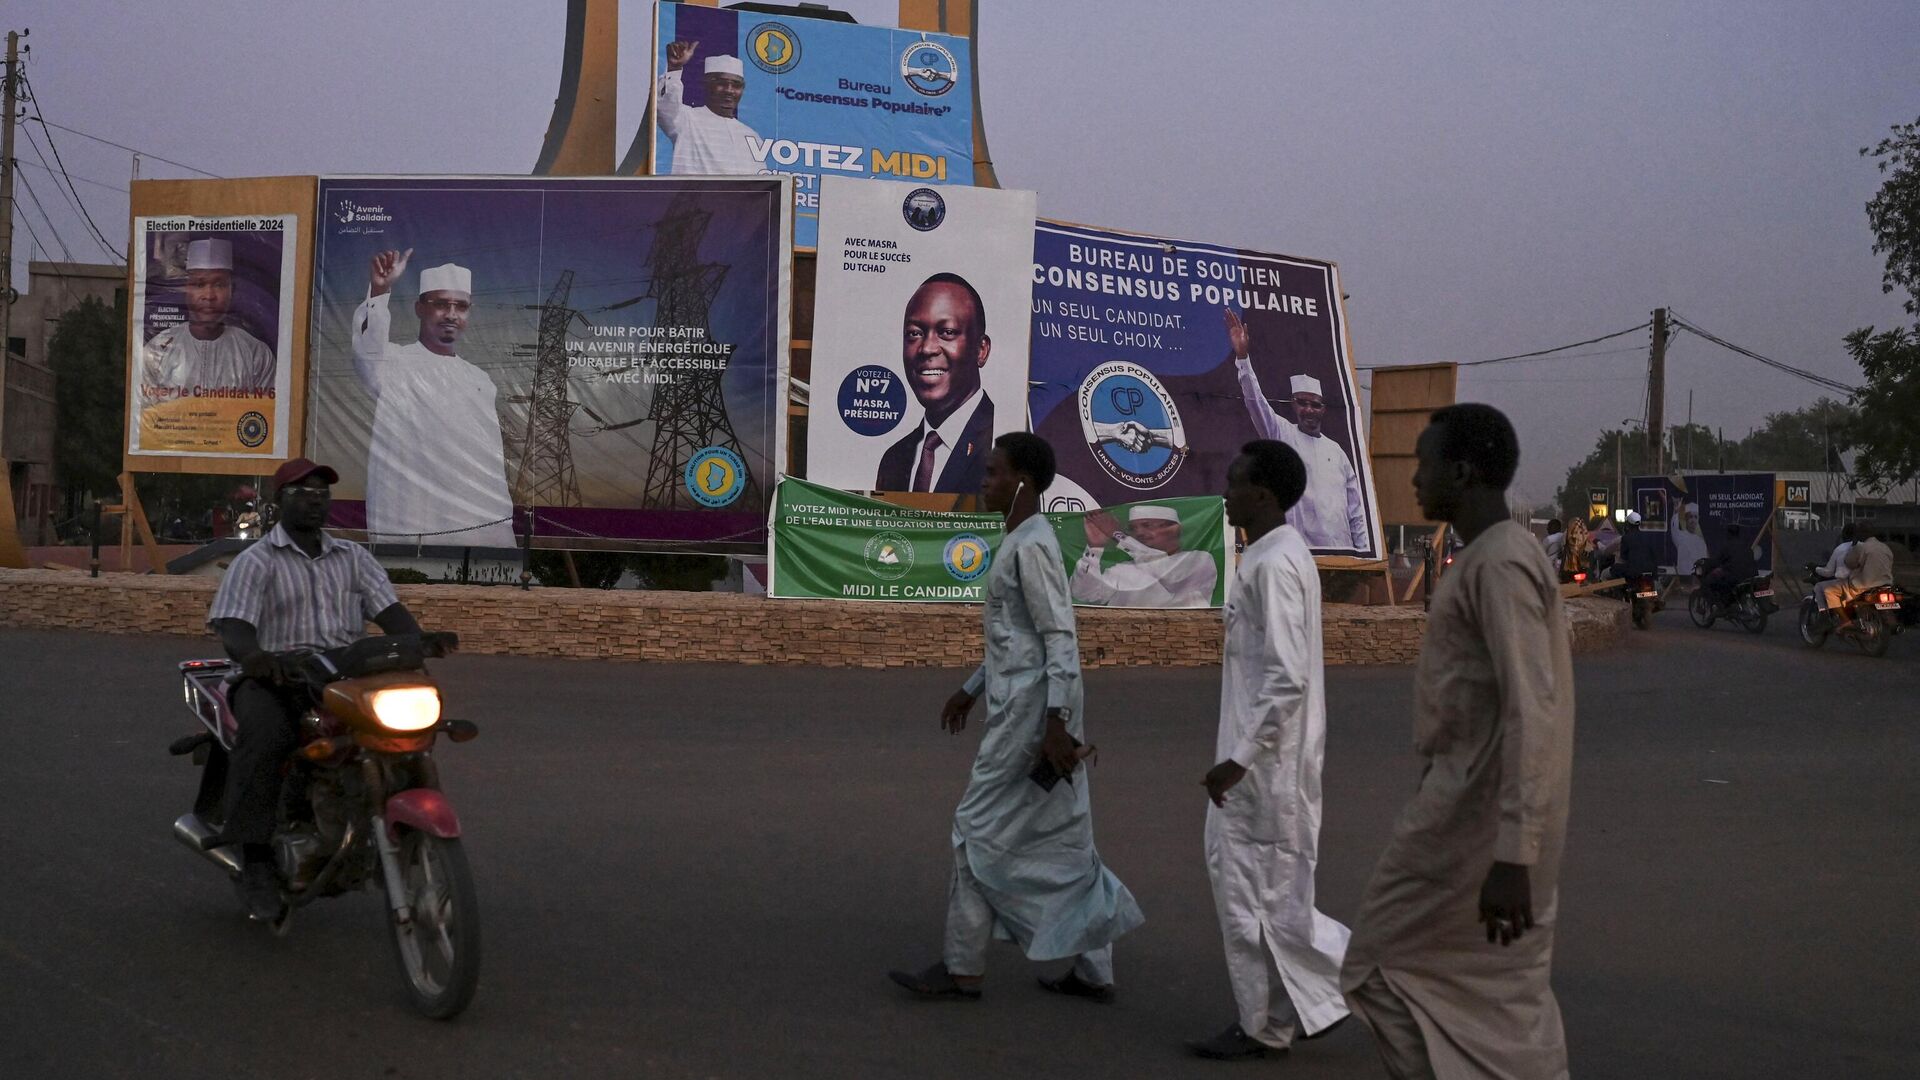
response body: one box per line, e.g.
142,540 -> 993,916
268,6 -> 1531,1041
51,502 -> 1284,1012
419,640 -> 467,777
6,260 -> 124,544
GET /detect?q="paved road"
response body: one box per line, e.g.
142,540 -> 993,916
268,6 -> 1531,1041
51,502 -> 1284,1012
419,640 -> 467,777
1,596 -> 1915,1079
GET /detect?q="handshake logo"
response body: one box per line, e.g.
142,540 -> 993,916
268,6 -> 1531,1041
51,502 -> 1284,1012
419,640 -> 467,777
1078,361 -> 1188,491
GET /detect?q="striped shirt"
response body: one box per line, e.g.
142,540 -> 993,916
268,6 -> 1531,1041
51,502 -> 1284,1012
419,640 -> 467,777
206,525 -> 400,652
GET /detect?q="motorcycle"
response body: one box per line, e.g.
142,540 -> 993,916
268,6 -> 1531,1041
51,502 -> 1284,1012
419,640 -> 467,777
1799,565 -> 1913,657
168,632 -> 482,1019
1688,559 -> 1774,634
1627,572 -> 1664,630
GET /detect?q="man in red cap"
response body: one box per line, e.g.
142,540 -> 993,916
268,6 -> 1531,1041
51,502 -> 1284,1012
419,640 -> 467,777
204,457 -> 428,920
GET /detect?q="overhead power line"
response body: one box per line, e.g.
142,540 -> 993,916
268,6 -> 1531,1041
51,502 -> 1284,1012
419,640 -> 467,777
13,157 -> 128,194
19,75 -> 124,261
1668,315 -> 1860,396
26,116 -> 223,179
1359,321 -> 1652,372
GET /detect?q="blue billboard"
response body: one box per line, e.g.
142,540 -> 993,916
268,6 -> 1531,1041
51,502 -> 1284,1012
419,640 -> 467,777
650,4 -> 973,248
1628,472 -> 1778,573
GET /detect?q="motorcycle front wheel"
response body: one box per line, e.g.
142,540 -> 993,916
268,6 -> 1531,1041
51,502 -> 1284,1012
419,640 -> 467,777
386,830 -> 481,1020
1799,599 -> 1830,648
1688,589 -> 1715,628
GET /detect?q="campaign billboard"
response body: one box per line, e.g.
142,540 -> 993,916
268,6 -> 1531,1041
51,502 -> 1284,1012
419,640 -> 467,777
128,213 -> 297,459
306,176 -> 791,551
807,176 -> 1035,496
650,3 -> 973,248
1629,472 -> 1778,573
1028,221 -> 1384,561
770,477 -> 1229,608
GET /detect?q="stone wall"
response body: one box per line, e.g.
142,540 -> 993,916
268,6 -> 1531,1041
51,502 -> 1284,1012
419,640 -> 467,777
0,569 -> 1623,667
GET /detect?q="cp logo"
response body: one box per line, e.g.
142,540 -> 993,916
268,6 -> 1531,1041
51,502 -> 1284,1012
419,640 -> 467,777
1108,386 -> 1145,415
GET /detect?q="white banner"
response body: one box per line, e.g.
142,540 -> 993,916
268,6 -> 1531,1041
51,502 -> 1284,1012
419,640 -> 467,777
807,177 -> 1037,494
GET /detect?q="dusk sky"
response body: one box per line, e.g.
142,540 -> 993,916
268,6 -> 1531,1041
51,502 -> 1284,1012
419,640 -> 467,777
12,0 -> 1915,503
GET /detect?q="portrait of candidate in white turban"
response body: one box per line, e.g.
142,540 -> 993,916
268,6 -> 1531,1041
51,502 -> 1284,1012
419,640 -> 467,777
140,237 -> 277,408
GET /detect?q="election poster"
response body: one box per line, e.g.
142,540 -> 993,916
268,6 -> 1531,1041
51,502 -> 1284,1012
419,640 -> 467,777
128,214 -> 296,459
650,3 -> 973,248
1050,495 -> 1230,609
770,477 -> 1228,609
307,176 -> 791,552
1629,473 -> 1778,573
807,176 -> 1036,496
1029,220 -> 1385,562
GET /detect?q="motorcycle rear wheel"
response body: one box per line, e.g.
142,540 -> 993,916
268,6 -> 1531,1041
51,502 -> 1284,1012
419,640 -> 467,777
1858,614 -> 1891,658
386,830 -> 481,1020
1631,600 -> 1650,630
1738,599 -> 1768,634
1688,589 -> 1715,628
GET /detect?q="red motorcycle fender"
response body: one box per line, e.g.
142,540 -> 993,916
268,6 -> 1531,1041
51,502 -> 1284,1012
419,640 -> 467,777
385,788 -> 462,841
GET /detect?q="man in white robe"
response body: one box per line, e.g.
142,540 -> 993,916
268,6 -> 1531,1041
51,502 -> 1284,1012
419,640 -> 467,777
1224,308 -> 1370,551
1342,404 -> 1575,1080
657,43 -> 762,176
140,237 -> 275,409
1070,504 -> 1217,608
891,432 -> 1144,1002
1189,439 -> 1351,1060
351,249 -> 517,549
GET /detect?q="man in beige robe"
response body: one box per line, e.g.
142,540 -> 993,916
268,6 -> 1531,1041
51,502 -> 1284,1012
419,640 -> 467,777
1342,403 -> 1575,1080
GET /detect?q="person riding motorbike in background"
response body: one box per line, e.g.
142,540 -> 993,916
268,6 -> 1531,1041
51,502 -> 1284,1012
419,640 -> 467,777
1812,523 -> 1858,612
1608,511 -> 1662,581
1701,522 -> 1758,605
205,457 -> 426,920
1833,523 -> 1896,628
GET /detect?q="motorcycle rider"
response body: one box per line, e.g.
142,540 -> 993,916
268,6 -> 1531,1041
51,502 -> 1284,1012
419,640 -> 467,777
1609,511 -> 1663,581
1833,523 -> 1896,628
1812,523 -> 1857,611
205,457 -> 425,920
1701,522 -> 1758,607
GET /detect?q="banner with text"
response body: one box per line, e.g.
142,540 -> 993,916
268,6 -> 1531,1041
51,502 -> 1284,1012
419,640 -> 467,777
307,176 -> 791,550
651,3 -> 973,248
1628,472 -> 1778,573
808,176 -> 1036,495
770,477 -> 1228,608
129,214 -> 297,458
1028,220 -> 1384,561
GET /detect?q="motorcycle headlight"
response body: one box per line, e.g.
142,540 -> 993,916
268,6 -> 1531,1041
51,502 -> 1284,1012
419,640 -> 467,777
369,686 -> 442,732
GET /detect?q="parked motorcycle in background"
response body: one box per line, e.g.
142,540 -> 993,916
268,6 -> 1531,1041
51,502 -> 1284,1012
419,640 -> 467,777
168,632 -> 482,1019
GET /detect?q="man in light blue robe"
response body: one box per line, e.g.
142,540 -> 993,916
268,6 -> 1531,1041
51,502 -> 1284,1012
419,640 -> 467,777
890,432 -> 1145,1002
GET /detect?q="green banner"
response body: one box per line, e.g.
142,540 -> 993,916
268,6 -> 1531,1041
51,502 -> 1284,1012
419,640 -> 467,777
770,478 -> 1006,602
770,478 -> 1230,607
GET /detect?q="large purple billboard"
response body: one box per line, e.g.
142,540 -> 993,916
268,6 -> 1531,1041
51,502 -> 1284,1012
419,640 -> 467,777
1028,221 -> 1382,560
306,176 -> 792,551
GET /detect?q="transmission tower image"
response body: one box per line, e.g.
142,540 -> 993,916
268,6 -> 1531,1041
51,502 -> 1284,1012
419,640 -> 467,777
509,269 -> 586,510
631,194 -> 754,511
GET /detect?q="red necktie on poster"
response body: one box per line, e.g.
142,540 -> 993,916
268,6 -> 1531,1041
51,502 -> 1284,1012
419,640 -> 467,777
912,431 -> 944,493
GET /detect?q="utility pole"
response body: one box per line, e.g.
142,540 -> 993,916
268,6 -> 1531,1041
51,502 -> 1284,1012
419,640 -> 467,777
0,29 -> 22,461
1648,307 -> 1668,474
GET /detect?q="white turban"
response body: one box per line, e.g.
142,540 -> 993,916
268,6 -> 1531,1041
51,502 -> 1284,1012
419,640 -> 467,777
186,238 -> 233,271
705,55 -> 745,78
1129,505 -> 1178,524
419,263 -> 472,297
1290,374 -> 1323,397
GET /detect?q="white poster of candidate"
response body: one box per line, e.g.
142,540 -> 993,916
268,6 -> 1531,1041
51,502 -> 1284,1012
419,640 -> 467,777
129,214 -> 296,458
808,176 -> 1036,494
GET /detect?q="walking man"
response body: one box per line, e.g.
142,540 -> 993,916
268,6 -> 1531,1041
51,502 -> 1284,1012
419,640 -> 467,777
1190,439 -> 1351,1060
1342,404 -> 1575,1079
890,432 -> 1144,1001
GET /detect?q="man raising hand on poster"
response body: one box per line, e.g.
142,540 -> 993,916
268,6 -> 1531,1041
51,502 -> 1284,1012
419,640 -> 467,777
657,41 -> 763,176
351,247 -> 517,549
1225,308 -> 1369,552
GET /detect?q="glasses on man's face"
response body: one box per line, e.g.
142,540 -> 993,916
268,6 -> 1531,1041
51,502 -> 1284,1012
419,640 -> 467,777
423,298 -> 471,315
284,485 -> 331,500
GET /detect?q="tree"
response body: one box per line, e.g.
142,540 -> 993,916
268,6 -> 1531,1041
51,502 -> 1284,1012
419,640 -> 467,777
1850,116 -> 1920,487
47,297 -> 123,512
1733,398 -> 1854,472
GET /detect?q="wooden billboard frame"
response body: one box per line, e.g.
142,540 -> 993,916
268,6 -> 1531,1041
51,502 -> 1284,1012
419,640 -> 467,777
116,176 -> 319,571
1367,362 -> 1459,602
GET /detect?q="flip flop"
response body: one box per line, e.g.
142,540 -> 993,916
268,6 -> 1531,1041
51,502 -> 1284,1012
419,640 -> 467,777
888,962 -> 982,1001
